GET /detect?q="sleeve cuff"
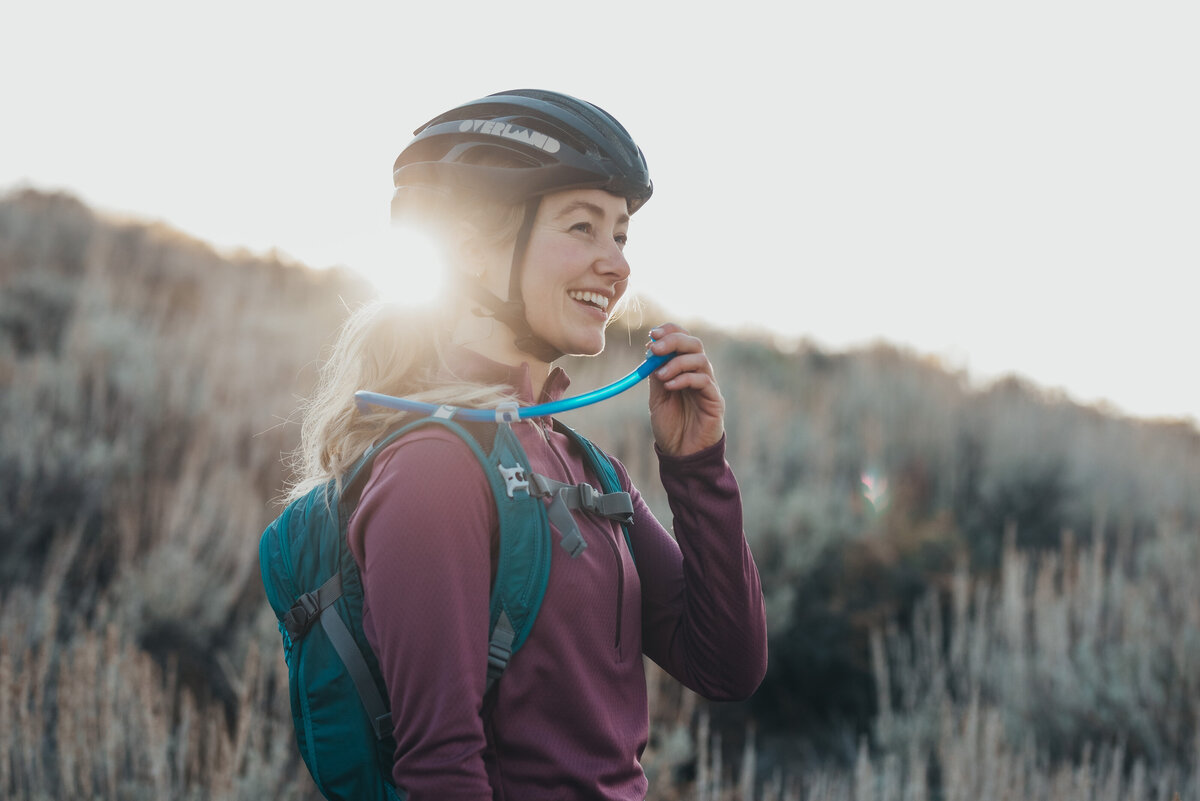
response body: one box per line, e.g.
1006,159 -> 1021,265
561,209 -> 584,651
654,434 -> 727,469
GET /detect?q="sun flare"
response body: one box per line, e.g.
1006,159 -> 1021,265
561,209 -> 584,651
345,224 -> 449,308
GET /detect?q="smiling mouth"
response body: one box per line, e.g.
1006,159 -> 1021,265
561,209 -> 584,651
568,290 -> 611,312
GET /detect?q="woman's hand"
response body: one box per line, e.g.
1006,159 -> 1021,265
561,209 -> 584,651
646,323 -> 726,458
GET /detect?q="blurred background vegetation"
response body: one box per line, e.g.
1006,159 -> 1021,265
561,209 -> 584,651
2,187 -> 1197,800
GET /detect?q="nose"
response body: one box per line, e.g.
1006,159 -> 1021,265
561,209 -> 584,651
595,238 -> 631,282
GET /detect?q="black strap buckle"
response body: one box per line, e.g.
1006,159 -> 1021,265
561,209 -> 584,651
282,574 -> 343,642
283,592 -> 320,640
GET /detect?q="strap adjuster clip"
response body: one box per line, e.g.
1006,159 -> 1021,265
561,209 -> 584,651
283,592 -> 321,640
576,482 -> 599,513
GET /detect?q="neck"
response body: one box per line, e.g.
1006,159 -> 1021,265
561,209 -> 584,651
451,310 -> 555,398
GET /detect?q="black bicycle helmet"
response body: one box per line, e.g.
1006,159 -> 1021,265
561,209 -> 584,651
390,89 -> 653,362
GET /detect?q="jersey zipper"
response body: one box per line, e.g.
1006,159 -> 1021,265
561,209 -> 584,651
606,531 -> 625,655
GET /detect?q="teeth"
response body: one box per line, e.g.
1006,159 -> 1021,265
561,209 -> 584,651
568,290 -> 610,310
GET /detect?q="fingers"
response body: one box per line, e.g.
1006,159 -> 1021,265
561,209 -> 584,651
652,321 -> 700,347
647,324 -> 713,384
645,323 -> 726,456
653,353 -> 714,390
647,324 -> 706,362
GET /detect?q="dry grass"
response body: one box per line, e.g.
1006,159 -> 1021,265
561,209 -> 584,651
1,590 -> 314,801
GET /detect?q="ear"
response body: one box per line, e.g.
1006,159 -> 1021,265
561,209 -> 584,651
459,241 -> 490,280
443,220 -> 488,279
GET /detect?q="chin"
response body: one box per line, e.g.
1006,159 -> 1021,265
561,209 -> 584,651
559,334 -> 607,358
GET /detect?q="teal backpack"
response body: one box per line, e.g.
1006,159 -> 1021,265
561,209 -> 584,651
259,415 -> 633,801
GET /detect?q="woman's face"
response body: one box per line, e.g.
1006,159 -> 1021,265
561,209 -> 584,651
517,188 -> 632,358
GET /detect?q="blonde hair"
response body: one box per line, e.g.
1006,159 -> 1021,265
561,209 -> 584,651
284,300 -> 519,502
285,185 -> 527,503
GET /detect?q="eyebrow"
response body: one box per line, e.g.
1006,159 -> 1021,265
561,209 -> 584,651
554,200 -> 630,226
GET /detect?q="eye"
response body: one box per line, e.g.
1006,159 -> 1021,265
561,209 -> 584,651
614,232 -> 628,249
570,221 -> 593,234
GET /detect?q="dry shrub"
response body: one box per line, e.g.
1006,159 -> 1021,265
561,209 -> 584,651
0,188 -> 351,800
868,524 -> 1200,801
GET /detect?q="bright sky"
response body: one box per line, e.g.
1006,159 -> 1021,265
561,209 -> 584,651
3,1 -> 1197,424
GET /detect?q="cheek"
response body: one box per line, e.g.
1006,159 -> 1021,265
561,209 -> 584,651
523,241 -> 579,288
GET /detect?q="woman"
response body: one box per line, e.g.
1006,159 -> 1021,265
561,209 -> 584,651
290,89 -> 768,800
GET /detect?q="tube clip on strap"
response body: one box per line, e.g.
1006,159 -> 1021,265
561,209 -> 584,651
494,402 -> 520,424
497,462 -> 530,498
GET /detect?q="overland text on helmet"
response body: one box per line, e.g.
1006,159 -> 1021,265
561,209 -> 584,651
458,120 -> 561,154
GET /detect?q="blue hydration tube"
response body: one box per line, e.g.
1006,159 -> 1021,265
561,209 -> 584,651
354,348 -> 675,423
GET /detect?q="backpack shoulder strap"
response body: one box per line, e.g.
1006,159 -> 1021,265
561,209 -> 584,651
553,421 -> 622,493
553,421 -> 635,562
480,422 -> 552,688
341,416 -> 551,692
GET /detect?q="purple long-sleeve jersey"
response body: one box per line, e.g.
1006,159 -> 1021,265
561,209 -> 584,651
348,351 -> 767,800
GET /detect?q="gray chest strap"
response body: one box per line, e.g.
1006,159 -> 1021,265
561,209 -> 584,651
527,473 -> 634,558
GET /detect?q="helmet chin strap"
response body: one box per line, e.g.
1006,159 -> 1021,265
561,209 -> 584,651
464,197 -> 564,364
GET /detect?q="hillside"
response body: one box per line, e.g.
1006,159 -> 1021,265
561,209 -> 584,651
2,187 -> 1197,799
